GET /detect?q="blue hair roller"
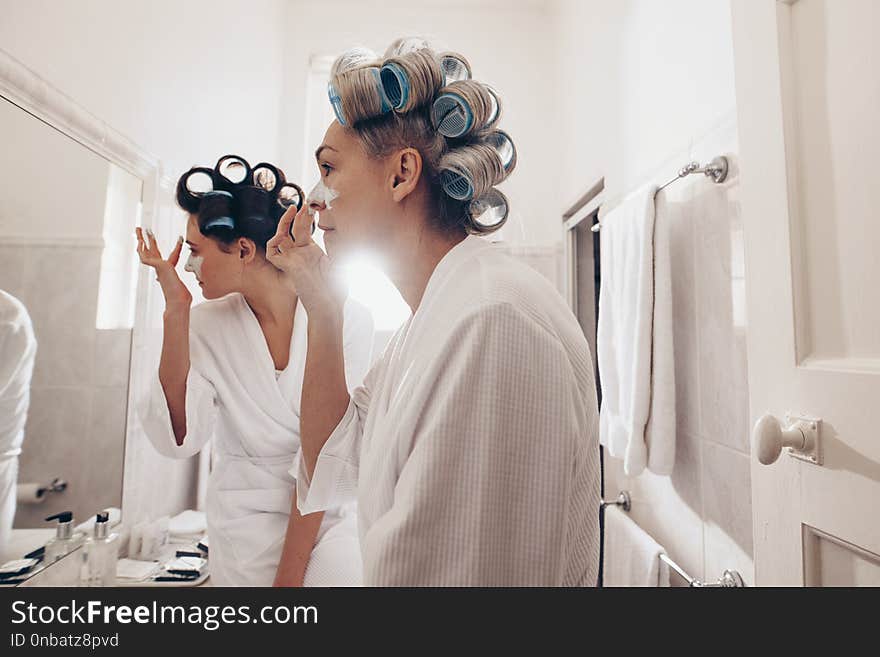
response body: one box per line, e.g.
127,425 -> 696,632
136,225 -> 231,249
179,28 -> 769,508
432,92 -> 474,138
203,216 -> 235,230
441,169 -> 475,201
371,67 -> 393,114
328,81 -> 347,126
328,69 -> 391,126
380,61 -> 411,111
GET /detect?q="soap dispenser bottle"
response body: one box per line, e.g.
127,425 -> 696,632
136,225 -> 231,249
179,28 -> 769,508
79,511 -> 119,587
44,512 -> 85,563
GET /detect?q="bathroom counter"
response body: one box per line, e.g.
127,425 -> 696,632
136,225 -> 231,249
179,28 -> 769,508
1,528 -> 55,563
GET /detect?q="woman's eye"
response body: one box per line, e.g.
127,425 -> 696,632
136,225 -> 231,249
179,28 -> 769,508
320,163 -> 333,175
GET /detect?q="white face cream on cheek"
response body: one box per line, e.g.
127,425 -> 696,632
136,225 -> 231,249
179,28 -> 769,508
307,179 -> 340,215
184,254 -> 204,280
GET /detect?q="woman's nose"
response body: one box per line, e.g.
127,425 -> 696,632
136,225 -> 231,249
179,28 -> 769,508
308,198 -> 325,214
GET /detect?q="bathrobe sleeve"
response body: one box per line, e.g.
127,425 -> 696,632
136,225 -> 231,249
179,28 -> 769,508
138,330 -> 218,460
365,303 -> 589,586
292,363 -> 377,514
0,306 -> 37,456
288,298 -> 375,500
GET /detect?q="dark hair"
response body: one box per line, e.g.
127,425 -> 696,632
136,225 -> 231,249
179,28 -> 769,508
175,155 -> 303,252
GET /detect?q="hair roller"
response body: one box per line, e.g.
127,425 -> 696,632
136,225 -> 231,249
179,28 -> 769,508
431,81 -> 500,138
466,188 -> 510,234
437,51 -> 471,83
328,66 -> 391,126
276,183 -> 305,211
199,190 -> 236,231
177,166 -> 216,212
380,48 -> 445,113
215,155 -> 252,185
251,163 -> 285,195
438,130 -> 516,200
328,48 -> 389,126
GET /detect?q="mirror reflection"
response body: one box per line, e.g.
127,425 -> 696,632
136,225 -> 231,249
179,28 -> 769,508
0,96 -> 141,578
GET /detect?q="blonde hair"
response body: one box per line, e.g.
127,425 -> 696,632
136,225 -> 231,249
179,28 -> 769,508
328,38 -> 516,235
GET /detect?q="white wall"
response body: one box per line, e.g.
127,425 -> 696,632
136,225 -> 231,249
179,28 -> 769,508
280,0 -> 559,247
553,0 -> 752,585
0,0 -> 287,177
552,0 -> 737,208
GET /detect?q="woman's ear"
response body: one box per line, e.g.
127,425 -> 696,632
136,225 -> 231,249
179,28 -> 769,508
238,237 -> 257,264
390,148 -> 423,202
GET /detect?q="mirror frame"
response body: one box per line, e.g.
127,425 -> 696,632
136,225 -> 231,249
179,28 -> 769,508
0,46 -> 164,576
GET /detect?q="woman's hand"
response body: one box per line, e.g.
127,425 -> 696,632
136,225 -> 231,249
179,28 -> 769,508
266,205 -> 346,321
136,227 -> 192,310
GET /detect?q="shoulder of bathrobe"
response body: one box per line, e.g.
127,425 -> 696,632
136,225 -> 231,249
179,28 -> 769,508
188,293 -> 242,337
443,245 -> 582,346
0,290 -> 33,328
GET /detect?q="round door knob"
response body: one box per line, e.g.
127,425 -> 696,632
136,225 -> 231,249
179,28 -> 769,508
752,414 -> 809,465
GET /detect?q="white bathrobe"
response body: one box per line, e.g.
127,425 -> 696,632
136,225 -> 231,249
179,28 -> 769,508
293,237 -> 601,586
139,293 -> 373,586
0,291 -> 37,556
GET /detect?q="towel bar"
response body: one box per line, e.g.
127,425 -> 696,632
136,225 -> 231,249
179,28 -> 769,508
591,155 -> 730,232
600,491 -> 631,512
603,489 -> 746,587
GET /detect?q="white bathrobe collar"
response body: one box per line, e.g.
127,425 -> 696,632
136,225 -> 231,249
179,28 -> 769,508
416,236 -> 493,320
233,293 -> 306,423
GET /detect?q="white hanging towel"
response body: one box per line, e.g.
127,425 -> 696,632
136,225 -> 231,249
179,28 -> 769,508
597,186 -> 657,476
644,192 -> 677,475
603,506 -> 669,587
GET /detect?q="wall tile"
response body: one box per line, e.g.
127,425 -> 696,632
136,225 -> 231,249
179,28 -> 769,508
695,188 -> 751,452
702,441 -> 754,584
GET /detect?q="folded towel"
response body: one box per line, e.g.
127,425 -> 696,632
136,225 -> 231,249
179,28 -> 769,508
644,192 -> 677,475
116,558 -> 161,581
598,186 -> 657,476
603,506 -> 669,587
168,510 -> 206,538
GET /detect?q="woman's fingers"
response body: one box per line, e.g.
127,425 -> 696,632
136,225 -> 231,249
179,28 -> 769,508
278,205 -> 298,243
268,206 -> 296,255
168,236 -> 184,267
145,229 -> 164,259
290,204 -> 314,245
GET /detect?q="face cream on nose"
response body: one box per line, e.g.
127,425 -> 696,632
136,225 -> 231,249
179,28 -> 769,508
307,179 -> 339,215
184,254 -> 204,280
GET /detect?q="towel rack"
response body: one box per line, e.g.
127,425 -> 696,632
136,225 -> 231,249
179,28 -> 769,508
591,155 -> 730,233
601,489 -> 746,587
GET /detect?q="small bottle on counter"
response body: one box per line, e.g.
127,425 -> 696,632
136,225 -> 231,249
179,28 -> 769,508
79,511 -> 119,587
44,511 -> 85,563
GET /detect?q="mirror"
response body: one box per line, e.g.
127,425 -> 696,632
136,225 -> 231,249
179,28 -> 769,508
0,95 -> 142,580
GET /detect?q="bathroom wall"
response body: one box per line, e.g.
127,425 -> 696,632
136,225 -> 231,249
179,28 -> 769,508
0,0 -> 289,525
0,0 -> 288,176
552,0 -> 754,585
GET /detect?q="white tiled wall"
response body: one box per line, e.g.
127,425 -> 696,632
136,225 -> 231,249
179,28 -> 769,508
603,144 -> 754,586
0,243 -> 128,527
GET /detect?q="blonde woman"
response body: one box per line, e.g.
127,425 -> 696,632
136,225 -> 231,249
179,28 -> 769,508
267,39 -> 600,586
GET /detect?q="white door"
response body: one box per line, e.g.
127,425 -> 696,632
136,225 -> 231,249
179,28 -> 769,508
730,0 -> 880,585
